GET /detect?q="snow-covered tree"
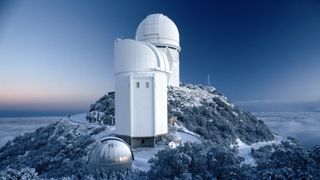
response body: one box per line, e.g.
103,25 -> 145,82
0,167 -> 40,180
147,142 -> 251,179
253,141 -> 317,179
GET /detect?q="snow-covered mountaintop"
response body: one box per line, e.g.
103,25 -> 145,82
168,84 -> 233,108
167,84 -> 274,145
0,114 -> 200,179
1,84 -> 319,179
88,84 -> 274,145
0,117 -> 100,179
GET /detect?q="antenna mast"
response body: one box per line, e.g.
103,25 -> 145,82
207,74 -> 211,85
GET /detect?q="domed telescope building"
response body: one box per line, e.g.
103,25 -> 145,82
136,14 -> 181,87
115,14 -> 181,147
88,137 -> 134,172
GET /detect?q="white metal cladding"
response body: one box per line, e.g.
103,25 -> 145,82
115,72 -> 168,137
136,14 -> 180,50
115,74 -> 131,136
132,74 -> 154,137
154,73 -> 168,135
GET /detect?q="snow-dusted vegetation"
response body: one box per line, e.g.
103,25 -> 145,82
0,116 -> 60,147
143,141 -> 320,179
1,84 -> 320,179
251,142 -> 320,178
87,92 -> 115,125
88,84 -> 274,145
0,119 -> 98,179
167,85 -> 274,145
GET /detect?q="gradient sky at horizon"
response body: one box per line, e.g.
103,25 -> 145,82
1,0 -> 320,115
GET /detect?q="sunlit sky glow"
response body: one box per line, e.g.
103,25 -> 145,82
0,0 -> 320,115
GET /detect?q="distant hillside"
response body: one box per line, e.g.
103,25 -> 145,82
87,84 -> 274,145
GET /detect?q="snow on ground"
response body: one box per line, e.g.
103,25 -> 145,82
132,132 -> 201,172
67,114 -> 162,171
174,122 -> 200,137
236,135 -> 283,166
176,132 -> 201,144
0,116 -> 61,147
71,114 -> 158,171
131,124 -> 201,171
0,113 -> 202,172
132,146 -> 165,171
169,85 -> 234,108
93,126 -> 116,141
69,114 -> 202,171
68,114 -> 115,141
69,113 -> 88,124
232,111 -> 239,117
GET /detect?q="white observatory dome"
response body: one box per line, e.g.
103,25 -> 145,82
136,13 -> 180,50
88,137 -> 134,172
114,39 -> 170,74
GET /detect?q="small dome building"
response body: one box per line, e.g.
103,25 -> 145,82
88,137 -> 134,172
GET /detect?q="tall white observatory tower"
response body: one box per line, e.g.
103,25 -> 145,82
115,13 -> 180,147
136,14 -> 181,87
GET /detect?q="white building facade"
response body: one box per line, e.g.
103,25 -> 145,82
115,14 -> 180,147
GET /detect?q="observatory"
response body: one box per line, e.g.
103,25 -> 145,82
115,14 -> 180,147
88,137 -> 134,172
136,14 -> 181,87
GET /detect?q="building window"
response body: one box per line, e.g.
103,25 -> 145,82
146,82 -> 149,88
136,82 -> 140,88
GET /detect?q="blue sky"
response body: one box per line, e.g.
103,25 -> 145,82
0,0 -> 320,115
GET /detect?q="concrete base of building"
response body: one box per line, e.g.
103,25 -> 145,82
116,134 -> 166,148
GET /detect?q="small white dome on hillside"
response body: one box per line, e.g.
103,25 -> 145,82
136,13 -> 180,50
88,137 -> 134,172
